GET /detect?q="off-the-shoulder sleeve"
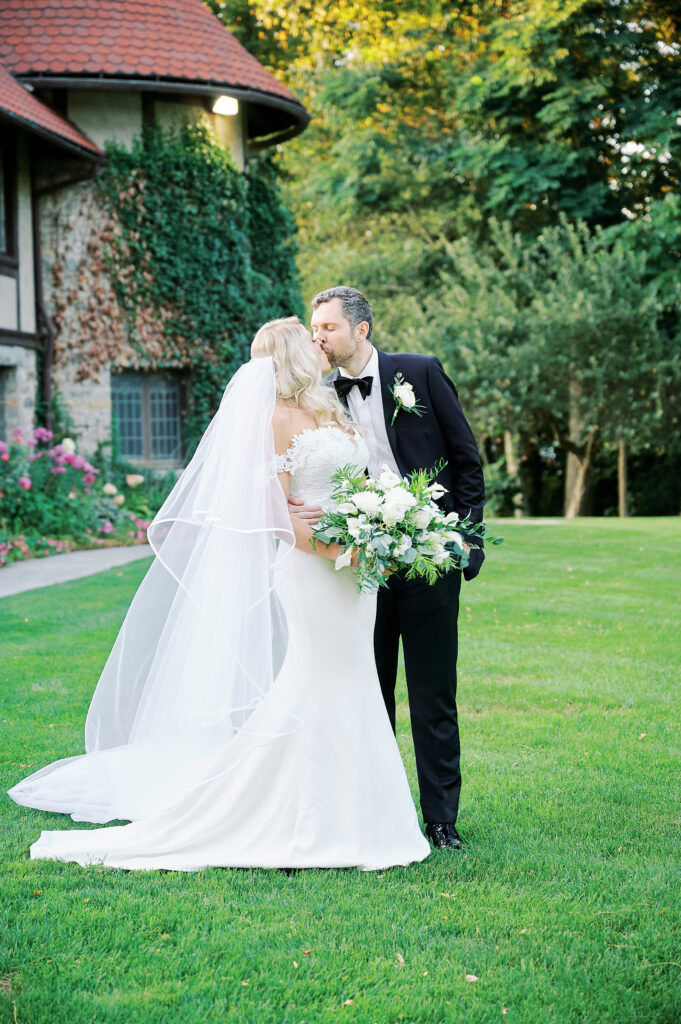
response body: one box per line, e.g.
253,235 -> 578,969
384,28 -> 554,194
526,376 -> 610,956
275,429 -> 313,474
275,449 -> 296,473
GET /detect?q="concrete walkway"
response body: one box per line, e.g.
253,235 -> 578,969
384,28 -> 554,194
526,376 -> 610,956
0,544 -> 153,599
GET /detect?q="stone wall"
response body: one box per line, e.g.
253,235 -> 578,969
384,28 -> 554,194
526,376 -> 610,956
38,175 -> 127,454
0,344 -> 38,438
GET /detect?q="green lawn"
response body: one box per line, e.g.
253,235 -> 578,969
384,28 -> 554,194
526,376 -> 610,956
1,519 -> 679,1024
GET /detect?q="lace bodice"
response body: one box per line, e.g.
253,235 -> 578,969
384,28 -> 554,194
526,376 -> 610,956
276,426 -> 370,510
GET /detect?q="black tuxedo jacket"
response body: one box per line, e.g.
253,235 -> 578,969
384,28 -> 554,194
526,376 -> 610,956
326,348 -> 486,580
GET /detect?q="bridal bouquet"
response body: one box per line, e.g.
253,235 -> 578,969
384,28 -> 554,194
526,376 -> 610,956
311,460 -> 490,592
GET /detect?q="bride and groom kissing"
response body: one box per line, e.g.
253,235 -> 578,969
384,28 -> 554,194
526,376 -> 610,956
9,286 -> 486,871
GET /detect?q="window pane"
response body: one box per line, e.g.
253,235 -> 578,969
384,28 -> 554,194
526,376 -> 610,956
111,374 -> 143,458
149,376 -> 182,460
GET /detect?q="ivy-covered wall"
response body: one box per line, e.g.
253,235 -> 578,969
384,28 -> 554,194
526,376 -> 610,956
96,122 -> 303,452
42,122 -> 302,457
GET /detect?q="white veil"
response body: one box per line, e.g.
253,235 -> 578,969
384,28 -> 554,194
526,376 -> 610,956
9,356 -> 298,823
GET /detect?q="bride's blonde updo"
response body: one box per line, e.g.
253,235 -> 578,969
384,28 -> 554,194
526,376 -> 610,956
251,315 -> 349,431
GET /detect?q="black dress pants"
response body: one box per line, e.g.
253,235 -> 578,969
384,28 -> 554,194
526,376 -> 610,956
374,568 -> 462,824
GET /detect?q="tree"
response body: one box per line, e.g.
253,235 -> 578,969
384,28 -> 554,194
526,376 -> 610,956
430,215 -> 679,516
206,1 -> 681,513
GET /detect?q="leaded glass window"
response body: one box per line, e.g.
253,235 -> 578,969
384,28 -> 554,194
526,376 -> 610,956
149,375 -> 181,459
111,372 -> 183,464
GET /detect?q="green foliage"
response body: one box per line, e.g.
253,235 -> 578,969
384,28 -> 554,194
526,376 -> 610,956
97,123 -> 302,453
0,429 -> 114,540
0,429 -> 157,560
89,440 -> 177,522
210,1 -> 681,513
432,215 -> 678,445
446,0 -> 681,227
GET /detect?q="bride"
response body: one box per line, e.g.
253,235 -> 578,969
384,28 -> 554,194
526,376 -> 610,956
8,316 -> 430,871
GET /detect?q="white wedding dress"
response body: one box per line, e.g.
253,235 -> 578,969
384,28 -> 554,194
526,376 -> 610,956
10,407 -> 429,871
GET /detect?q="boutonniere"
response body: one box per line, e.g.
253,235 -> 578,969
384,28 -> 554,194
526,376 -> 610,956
389,372 -> 425,426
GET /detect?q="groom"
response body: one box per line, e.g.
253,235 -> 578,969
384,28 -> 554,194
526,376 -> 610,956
294,286 -> 485,849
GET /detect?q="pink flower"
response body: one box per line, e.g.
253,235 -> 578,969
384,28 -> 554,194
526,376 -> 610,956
18,476 -> 32,490
33,427 -> 53,443
12,427 -> 23,438
71,454 -> 86,470
50,466 -> 66,474
27,454 -> 36,462
0,441 -> 7,454
1,453 -> 9,462
83,473 -> 96,485
98,521 -> 114,535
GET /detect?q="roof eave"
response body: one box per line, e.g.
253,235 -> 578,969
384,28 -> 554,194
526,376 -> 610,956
17,73 -> 310,144
0,108 -> 103,160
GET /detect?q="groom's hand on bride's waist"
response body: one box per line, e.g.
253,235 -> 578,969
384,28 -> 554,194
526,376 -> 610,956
288,496 -> 323,526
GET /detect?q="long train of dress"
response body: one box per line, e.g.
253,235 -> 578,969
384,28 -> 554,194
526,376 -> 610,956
27,545 -> 429,870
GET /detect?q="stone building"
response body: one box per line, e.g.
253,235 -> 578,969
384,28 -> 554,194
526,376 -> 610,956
0,0 -> 307,465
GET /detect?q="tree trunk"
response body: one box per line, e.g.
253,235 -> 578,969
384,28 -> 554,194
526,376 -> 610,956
618,439 -> 628,517
563,377 -> 597,517
564,378 -> 581,516
564,429 -> 598,518
503,430 -> 524,518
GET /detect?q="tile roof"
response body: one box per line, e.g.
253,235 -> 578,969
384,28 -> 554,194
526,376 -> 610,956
0,0 -> 301,109
0,61 -> 102,157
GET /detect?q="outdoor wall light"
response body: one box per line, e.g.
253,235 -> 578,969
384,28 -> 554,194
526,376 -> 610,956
212,95 -> 239,116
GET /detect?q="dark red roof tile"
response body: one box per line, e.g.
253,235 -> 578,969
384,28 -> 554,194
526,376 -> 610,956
1,0 -> 301,108
0,61 -> 102,156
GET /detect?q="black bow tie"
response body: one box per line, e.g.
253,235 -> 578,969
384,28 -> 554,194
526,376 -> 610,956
333,375 -> 373,403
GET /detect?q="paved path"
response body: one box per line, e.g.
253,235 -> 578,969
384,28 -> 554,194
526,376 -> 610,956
0,545 -> 153,599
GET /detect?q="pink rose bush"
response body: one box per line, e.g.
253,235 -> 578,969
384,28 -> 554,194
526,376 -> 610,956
0,427 -> 153,565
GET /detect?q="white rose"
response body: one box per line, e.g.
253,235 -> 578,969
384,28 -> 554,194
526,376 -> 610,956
335,547 -> 354,571
394,383 -> 416,409
336,501 -> 357,514
113,494 -> 125,506
378,466 -> 402,490
443,530 -> 464,549
381,488 -> 417,527
426,482 -> 447,500
102,482 -> 118,496
433,549 -> 450,565
126,474 -> 145,488
351,491 -> 383,517
61,437 -> 76,454
411,507 -> 433,531
444,511 -> 460,525
346,517 -> 363,540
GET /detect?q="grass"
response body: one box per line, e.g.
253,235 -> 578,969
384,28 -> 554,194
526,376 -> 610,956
1,518 -> 680,1024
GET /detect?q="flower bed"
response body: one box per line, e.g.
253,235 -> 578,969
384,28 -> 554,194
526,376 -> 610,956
0,428 -> 152,567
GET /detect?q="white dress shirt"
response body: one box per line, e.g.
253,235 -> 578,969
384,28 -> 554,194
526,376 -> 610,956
338,347 -> 402,479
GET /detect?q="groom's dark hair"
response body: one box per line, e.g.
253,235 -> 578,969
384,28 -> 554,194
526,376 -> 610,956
311,286 -> 374,342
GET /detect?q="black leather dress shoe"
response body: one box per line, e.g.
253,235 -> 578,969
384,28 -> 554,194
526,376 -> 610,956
425,822 -> 464,850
